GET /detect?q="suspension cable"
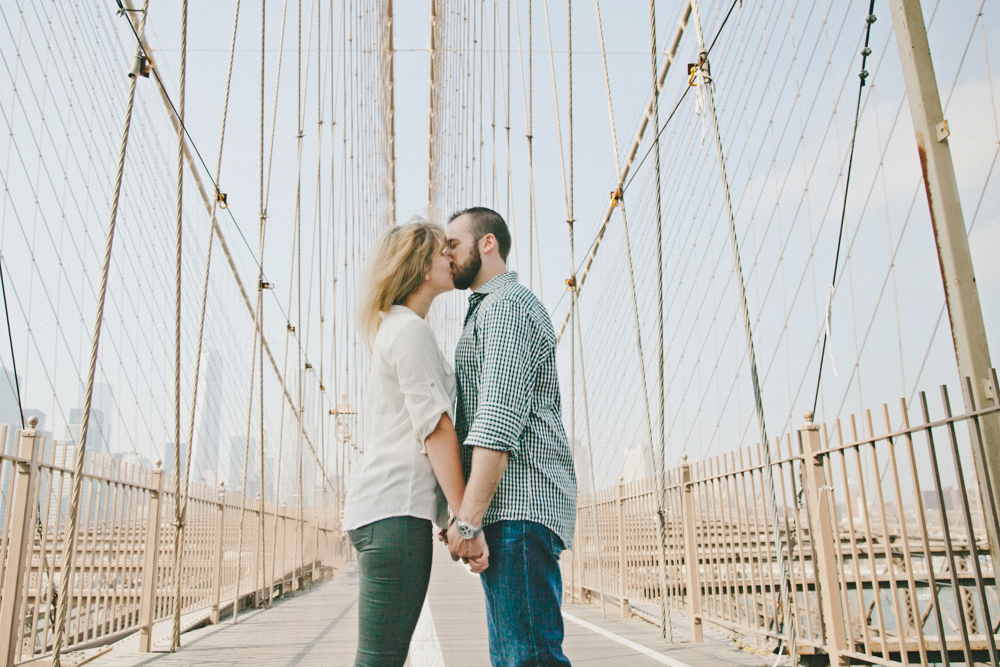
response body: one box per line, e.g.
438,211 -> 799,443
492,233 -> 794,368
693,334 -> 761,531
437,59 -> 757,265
811,0 -> 878,416
50,2 -> 149,664
688,1 -> 795,661
169,0 -> 189,651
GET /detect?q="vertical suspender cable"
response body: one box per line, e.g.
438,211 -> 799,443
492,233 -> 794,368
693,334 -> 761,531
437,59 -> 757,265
688,1 -> 794,661
50,2 -> 149,664
575,293 -> 607,618
170,0 -> 189,651
259,0 -> 271,606
234,0 -> 268,624
295,0 -> 305,594
173,0 -> 243,646
554,3 -> 691,343
647,0 -> 672,640
593,0 -> 669,630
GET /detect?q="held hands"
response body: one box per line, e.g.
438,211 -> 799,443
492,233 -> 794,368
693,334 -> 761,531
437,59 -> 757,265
445,522 -> 490,573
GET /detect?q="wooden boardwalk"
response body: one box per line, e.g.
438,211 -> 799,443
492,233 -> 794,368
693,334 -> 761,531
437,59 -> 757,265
90,542 -> 772,667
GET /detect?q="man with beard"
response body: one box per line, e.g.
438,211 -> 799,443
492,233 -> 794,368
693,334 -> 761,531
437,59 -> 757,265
444,207 -> 577,667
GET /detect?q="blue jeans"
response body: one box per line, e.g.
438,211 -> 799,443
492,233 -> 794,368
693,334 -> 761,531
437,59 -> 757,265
480,520 -> 572,667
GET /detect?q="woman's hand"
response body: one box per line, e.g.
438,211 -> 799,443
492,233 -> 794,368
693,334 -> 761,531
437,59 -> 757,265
466,551 -> 489,574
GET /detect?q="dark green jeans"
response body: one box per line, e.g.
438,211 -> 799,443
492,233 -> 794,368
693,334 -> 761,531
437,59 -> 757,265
348,515 -> 433,667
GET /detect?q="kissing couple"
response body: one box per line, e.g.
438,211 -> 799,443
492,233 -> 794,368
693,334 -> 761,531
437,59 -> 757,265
342,207 -> 578,666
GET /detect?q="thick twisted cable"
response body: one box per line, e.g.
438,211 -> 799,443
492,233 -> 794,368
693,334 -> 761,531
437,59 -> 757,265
50,3 -> 149,664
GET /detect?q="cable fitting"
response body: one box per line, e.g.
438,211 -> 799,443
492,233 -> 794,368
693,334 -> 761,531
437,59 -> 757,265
610,187 -> 623,207
305,362 -> 313,370
259,280 -> 273,290
565,276 -> 576,291
287,323 -> 296,333
861,47 -> 871,57
216,189 -> 228,209
128,55 -> 151,79
859,69 -> 870,85
866,13 -> 877,24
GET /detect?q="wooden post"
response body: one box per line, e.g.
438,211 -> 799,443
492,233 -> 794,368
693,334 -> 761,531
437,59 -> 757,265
138,462 -> 164,652
209,482 -> 225,624
799,413 -> 849,665
680,456 -> 703,641
0,420 -> 41,667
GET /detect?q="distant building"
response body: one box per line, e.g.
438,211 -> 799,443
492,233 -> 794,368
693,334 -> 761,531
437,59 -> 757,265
621,445 -> 650,484
227,435 -> 261,497
922,486 -> 964,513
163,441 -> 187,476
65,383 -> 115,454
194,351 -> 223,486
0,364 -> 22,452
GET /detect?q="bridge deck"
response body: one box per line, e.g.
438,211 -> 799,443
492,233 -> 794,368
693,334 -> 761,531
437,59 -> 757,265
90,542 -> 772,667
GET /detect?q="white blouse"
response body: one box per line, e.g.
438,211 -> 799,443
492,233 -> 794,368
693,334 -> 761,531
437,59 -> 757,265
343,305 -> 456,531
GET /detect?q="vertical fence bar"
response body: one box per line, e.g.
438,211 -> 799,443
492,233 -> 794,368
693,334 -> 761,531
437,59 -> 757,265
0,421 -> 40,667
680,455 -> 702,641
210,483 -> 226,624
138,463 -> 164,653
616,479 -> 627,616
799,412 -> 848,666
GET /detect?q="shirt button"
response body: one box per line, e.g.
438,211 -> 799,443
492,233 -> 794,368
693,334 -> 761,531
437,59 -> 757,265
431,382 -> 436,387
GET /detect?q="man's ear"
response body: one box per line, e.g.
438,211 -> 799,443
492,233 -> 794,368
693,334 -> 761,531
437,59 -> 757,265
480,233 -> 497,255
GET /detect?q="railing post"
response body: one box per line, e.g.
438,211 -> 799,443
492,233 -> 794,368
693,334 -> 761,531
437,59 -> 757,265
138,462 -> 164,653
210,482 -> 225,624
680,455 -> 703,642
0,419 -> 41,667
799,412 -> 849,665
313,510 -> 321,582
616,479 -> 628,617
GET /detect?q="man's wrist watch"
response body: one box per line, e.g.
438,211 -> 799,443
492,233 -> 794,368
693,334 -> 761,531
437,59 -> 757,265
455,519 -> 483,540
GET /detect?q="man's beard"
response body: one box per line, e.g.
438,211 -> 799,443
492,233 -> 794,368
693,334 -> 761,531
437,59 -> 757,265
451,243 -> 482,290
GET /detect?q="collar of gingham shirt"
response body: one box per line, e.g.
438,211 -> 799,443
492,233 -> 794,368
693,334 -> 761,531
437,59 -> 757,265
454,271 -> 577,548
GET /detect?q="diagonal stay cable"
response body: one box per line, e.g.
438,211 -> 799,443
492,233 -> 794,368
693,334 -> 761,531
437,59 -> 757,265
811,0 -> 878,416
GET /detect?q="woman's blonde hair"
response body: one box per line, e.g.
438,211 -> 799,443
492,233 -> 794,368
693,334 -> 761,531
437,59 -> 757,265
358,221 -> 446,348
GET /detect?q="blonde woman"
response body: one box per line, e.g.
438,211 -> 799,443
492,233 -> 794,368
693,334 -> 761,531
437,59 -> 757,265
343,221 -> 485,667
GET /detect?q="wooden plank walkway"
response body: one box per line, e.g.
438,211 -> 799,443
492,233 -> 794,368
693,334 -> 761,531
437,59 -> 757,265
91,542 -> 774,667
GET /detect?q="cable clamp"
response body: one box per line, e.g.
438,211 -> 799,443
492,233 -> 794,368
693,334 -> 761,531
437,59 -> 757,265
610,187 -> 623,207
216,189 -> 228,209
128,55 -> 151,79
287,323 -> 296,333
259,280 -> 273,290
305,362 -> 313,370
565,276 -> 576,291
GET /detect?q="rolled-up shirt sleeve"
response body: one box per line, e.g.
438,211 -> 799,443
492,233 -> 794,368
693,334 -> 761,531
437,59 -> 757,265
392,320 -> 456,448
462,299 -> 534,458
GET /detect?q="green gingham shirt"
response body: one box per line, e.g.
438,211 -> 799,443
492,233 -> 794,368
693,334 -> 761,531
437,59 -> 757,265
455,272 -> 577,548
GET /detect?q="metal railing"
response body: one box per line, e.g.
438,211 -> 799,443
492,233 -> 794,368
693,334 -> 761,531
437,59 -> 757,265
565,377 -> 1000,666
0,424 -> 345,666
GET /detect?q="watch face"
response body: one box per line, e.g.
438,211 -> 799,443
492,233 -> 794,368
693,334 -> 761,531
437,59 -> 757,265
457,522 -> 477,539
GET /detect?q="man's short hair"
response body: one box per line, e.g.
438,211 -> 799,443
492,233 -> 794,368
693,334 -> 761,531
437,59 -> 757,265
449,207 -> 512,261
